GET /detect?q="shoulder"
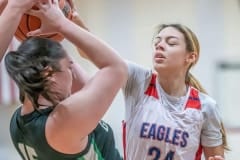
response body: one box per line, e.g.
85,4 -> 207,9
199,92 -> 218,111
123,60 -> 154,96
197,91 -> 222,121
10,106 -> 22,139
126,60 -> 152,78
198,92 -> 223,147
10,106 -> 22,128
11,106 -> 21,118
124,60 -> 152,87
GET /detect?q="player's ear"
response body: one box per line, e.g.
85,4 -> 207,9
185,52 -> 196,65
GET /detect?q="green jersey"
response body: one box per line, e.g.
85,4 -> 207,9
10,106 -> 122,160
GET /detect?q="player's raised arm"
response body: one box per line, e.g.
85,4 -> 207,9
0,0 -> 39,62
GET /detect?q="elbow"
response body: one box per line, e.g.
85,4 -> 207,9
114,60 -> 128,86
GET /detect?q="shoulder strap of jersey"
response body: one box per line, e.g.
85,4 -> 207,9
144,74 -> 159,99
185,87 -> 201,110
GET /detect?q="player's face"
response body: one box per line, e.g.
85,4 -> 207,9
49,57 -> 73,101
152,27 -> 189,73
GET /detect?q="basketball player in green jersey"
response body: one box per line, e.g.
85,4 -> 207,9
4,0 -> 127,159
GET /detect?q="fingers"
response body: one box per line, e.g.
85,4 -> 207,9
37,0 -> 45,2
71,11 -> 79,19
208,155 -> 224,160
66,0 -> 76,11
26,8 -> 41,16
27,29 -> 42,37
27,0 -> 51,15
214,155 -> 224,160
71,11 -> 81,25
25,1 -> 46,17
52,0 -> 58,5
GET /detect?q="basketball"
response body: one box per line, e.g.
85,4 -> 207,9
15,0 -> 73,42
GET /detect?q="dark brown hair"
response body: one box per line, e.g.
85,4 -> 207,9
5,37 -> 67,110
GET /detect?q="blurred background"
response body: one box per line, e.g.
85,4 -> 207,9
0,0 -> 239,159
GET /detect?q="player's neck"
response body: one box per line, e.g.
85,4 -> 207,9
157,76 -> 187,97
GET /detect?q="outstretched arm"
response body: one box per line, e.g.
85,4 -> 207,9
0,0 -> 39,62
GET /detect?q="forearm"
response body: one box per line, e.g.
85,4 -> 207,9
71,61 -> 90,94
71,11 -> 94,60
59,18 -> 124,70
0,6 -> 23,61
203,145 -> 224,159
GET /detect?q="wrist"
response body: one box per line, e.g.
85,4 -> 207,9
2,4 -> 24,20
58,17 -> 71,33
4,3 -> 25,15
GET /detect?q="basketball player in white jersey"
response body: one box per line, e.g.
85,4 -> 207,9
121,24 -> 227,160
66,7 -> 227,160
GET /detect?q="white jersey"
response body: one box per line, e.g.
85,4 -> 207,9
122,61 -> 223,160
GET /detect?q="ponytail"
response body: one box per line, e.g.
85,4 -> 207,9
186,72 -> 207,94
186,72 -> 229,151
221,122 -> 230,151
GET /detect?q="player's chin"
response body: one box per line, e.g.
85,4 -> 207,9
153,56 -> 168,67
153,61 -> 166,70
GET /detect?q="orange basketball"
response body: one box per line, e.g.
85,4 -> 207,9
15,0 -> 72,42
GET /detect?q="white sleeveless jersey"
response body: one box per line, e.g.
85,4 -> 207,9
122,61 -> 223,160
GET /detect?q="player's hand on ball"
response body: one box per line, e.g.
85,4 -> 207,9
27,0 -> 66,37
66,0 -> 76,11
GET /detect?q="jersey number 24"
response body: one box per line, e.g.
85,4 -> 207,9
148,146 -> 175,160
